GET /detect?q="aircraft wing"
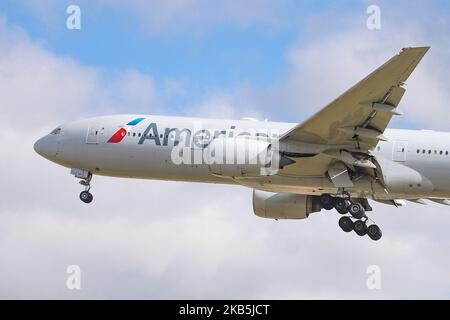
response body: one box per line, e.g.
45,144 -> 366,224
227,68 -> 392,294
280,47 -> 430,151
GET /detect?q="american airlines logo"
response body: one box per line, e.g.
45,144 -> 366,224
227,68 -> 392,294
108,118 -> 279,147
108,118 -> 280,175
107,117 -> 145,143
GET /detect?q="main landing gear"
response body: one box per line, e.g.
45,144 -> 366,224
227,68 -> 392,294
320,193 -> 382,241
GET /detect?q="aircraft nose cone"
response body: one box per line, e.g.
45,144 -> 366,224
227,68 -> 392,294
34,136 -> 57,159
33,138 -> 42,154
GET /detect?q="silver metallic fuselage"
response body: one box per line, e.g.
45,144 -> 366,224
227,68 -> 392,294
34,114 -> 450,200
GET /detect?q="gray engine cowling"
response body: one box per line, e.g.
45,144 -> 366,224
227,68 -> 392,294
204,137 -> 277,177
252,190 -> 322,219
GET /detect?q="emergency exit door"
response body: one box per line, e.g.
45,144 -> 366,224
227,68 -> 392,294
86,125 -> 102,144
392,141 -> 408,162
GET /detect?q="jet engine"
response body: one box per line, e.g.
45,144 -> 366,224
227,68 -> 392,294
205,137 -> 276,177
252,189 -> 322,219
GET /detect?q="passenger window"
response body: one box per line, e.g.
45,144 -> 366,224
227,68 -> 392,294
447,151 -> 449,155
440,151 -> 443,155
417,149 -> 420,154
428,150 -> 431,154
422,150 -> 426,154
138,133 -> 141,137
133,133 -> 136,137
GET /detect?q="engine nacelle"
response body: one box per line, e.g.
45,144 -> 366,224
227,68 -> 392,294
205,137 -> 277,177
252,189 -> 322,219
376,157 -> 434,194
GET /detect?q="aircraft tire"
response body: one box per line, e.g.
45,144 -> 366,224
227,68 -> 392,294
338,216 -> 354,233
80,191 -> 93,204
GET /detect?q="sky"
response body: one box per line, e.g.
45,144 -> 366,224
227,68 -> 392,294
0,0 -> 450,299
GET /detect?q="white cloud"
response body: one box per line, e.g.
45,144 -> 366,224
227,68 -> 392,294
227,6 -> 450,130
101,69 -> 161,115
187,87 -> 265,120
0,18 -> 96,129
0,17 -> 160,133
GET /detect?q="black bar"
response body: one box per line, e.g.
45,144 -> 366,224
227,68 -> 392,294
1,300 -> 449,319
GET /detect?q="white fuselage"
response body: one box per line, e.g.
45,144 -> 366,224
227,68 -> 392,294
34,114 -> 450,200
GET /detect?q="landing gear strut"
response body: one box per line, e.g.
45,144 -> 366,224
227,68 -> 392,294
71,169 -> 94,204
79,173 -> 93,204
321,193 -> 382,241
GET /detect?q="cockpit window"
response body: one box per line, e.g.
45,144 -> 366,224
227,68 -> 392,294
50,127 -> 61,135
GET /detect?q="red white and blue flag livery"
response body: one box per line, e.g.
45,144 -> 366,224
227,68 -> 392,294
107,117 -> 145,143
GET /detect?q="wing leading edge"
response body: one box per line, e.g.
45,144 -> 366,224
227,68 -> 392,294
280,47 -> 430,151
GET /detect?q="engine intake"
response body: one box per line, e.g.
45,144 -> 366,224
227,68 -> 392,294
252,189 -> 322,219
205,137 -> 276,177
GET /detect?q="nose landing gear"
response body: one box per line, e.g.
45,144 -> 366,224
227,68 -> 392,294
80,190 -> 93,203
71,168 -> 94,204
79,173 -> 93,204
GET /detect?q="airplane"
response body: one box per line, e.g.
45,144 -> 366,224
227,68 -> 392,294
34,46 -> 449,241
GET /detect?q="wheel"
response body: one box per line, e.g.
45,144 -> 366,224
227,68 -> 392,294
353,220 -> 367,236
337,206 -> 348,214
338,216 -> 354,233
367,225 -> 382,241
348,202 -> 365,219
320,194 -> 335,210
80,191 -> 93,204
335,198 -> 348,214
